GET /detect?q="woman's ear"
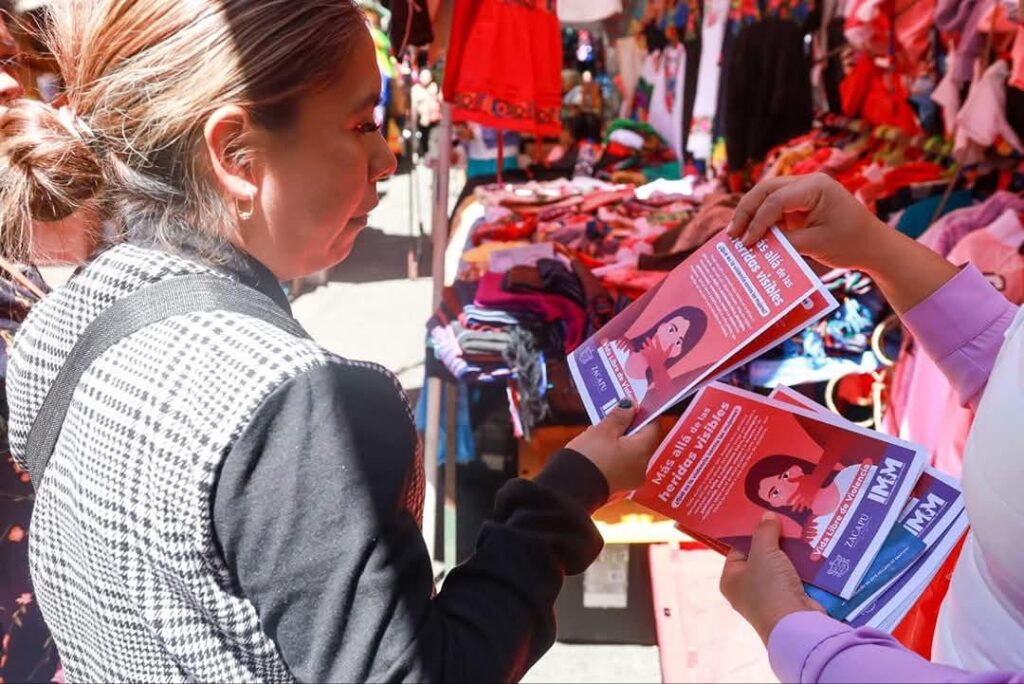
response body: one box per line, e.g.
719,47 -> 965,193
203,105 -> 259,204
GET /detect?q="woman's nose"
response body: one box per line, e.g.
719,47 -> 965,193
370,131 -> 397,181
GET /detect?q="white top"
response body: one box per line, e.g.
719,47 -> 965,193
806,465 -> 870,549
934,305 -> 1024,669
557,0 -> 622,23
646,46 -> 686,164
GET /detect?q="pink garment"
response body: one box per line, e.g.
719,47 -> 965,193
954,60 -> 1024,164
930,54 -> 962,136
919,191 -> 1024,257
950,209 -> 1024,304
845,0 -> 936,71
474,271 -> 586,351
936,0 -> 996,83
934,210 -> 1024,476
887,196 -> 1024,452
1013,26 -> 1024,91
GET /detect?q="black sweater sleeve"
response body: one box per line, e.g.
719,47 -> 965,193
212,362 -> 608,683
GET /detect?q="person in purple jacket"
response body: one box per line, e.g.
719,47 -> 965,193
721,172 -> 1024,683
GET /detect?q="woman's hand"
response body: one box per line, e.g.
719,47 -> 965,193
727,173 -> 960,314
568,400 -> 661,496
720,512 -> 825,645
727,173 -> 894,272
639,337 -> 670,374
787,474 -> 819,514
801,520 -> 819,544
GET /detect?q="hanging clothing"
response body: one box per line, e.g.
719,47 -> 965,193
935,0 -> 996,83
919,191 -> 1024,257
463,123 -> 522,179
933,210 -> 1024,477
844,0 -> 937,72
931,53 -> 963,137
557,0 -> 622,23
647,45 -> 687,163
724,17 -> 813,169
1012,26 -> 1024,90
954,60 -> 1024,165
615,35 -> 648,118
603,0 -> 650,40
840,53 -> 922,135
387,0 -> 434,54
444,0 -> 563,136
686,0 -> 729,162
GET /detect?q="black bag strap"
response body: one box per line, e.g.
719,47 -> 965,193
25,274 -> 309,489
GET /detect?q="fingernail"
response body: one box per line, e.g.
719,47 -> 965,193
618,398 -> 634,409
726,220 -> 736,235
761,511 -> 777,522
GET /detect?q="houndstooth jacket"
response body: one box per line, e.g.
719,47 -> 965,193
6,243 -> 423,682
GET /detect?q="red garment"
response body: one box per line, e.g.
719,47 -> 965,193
471,216 -> 538,246
443,0 -> 562,136
475,271 -> 586,351
840,54 -> 922,135
881,162 -> 946,195
844,0 -> 936,73
788,147 -> 837,175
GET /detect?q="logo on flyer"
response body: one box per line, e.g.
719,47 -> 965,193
827,555 -> 851,578
578,346 -> 594,365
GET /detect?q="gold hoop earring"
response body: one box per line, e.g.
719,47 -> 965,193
236,190 -> 255,221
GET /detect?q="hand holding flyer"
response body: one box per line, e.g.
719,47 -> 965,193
632,383 -> 927,599
568,227 -> 837,434
768,386 -> 969,631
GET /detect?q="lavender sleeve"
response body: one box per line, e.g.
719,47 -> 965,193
768,612 -> 1024,683
901,265 -> 1018,410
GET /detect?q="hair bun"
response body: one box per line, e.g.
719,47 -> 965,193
0,99 -> 106,231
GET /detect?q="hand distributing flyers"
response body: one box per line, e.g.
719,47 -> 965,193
771,386 -> 967,624
568,227 -> 837,434
770,387 -> 970,634
631,382 -> 928,599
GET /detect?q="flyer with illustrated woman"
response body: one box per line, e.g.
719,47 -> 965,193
769,386 -> 967,622
632,383 -> 928,599
568,228 -> 833,434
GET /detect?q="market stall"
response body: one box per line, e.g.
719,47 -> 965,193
420,0 -> 1024,672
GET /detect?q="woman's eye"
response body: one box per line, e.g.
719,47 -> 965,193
782,472 -> 789,480
356,121 -> 382,134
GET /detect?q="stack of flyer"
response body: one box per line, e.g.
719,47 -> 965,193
770,386 -> 968,632
631,383 -> 967,633
568,228 -> 968,632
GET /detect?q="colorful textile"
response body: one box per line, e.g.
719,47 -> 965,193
444,0 -> 563,135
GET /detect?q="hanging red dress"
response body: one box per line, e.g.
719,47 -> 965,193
443,0 -> 562,136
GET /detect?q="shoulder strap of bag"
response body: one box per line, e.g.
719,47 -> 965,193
24,273 -> 308,489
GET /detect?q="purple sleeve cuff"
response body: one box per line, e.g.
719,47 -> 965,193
767,611 -> 1024,683
767,611 -> 851,683
902,266 -> 1018,408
